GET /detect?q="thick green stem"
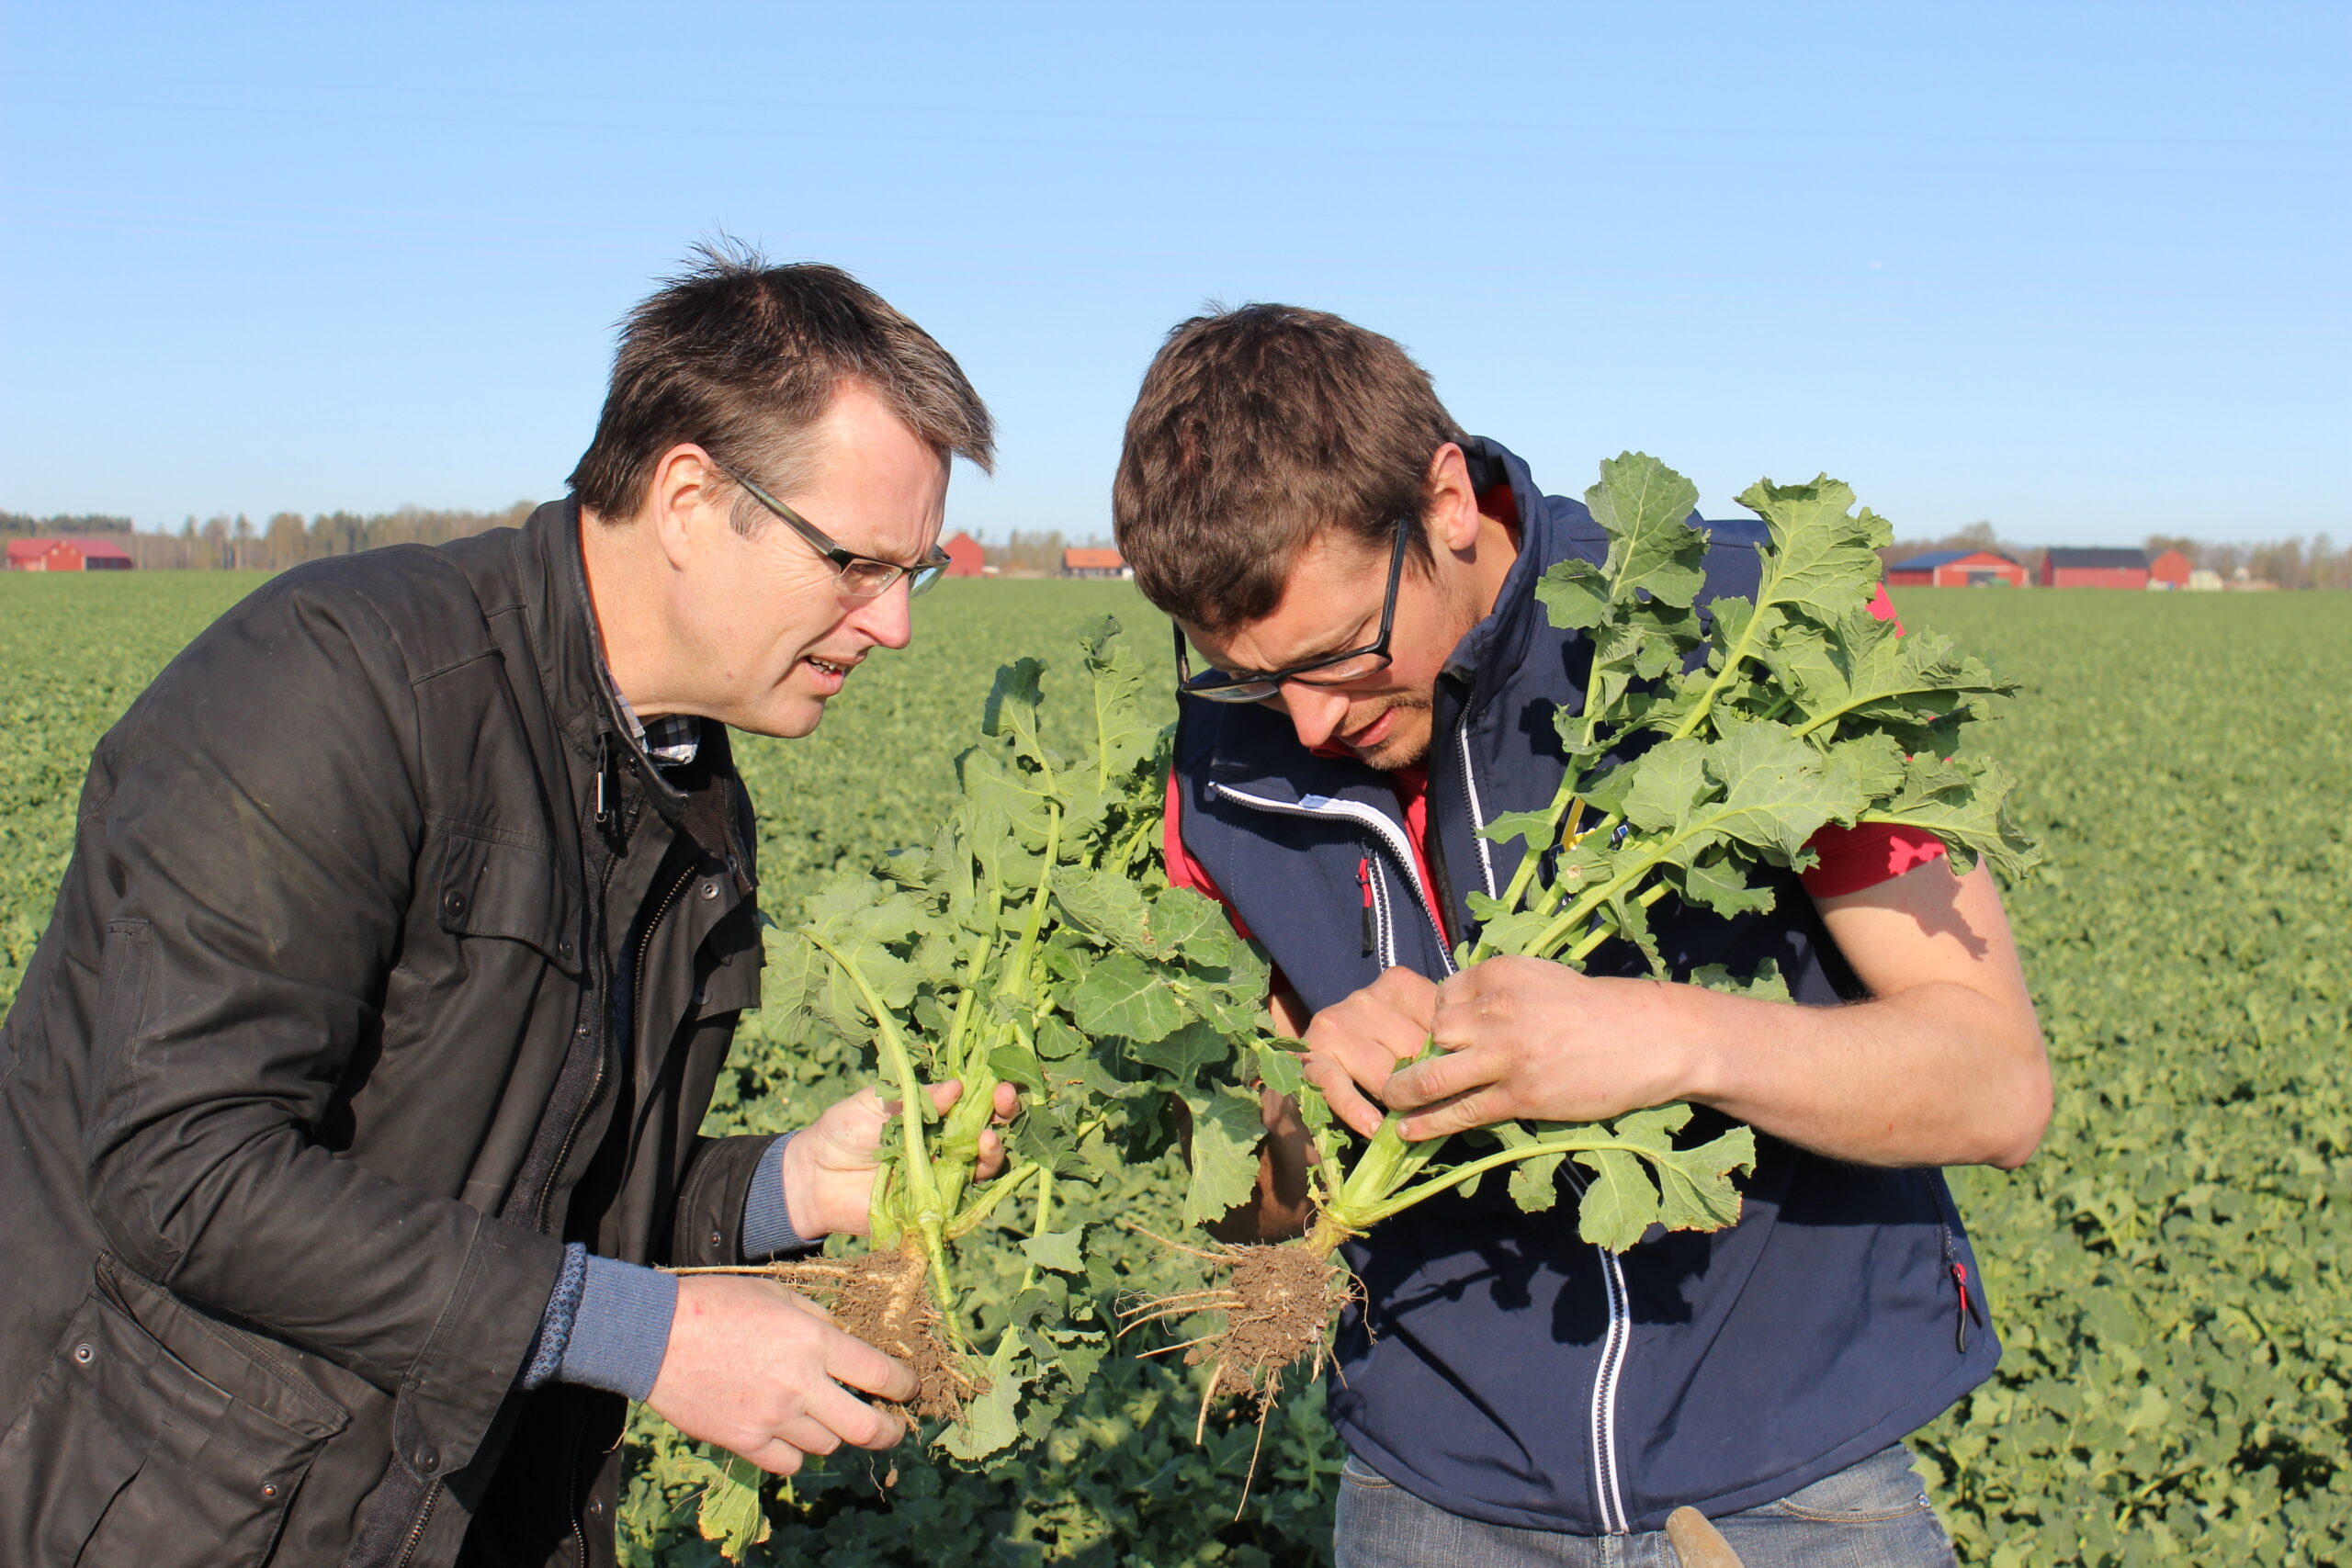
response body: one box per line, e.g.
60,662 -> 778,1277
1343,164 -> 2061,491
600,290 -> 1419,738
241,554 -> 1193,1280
1345,1131 -> 1656,1228
807,931 -> 954,1308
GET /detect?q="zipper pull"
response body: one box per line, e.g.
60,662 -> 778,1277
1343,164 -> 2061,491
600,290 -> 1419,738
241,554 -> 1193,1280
1951,1261 -> 1973,1353
594,732 -> 614,829
1358,857 -> 1375,956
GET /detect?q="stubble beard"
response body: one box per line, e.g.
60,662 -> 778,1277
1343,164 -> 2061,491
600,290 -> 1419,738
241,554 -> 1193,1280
1349,693 -> 1435,772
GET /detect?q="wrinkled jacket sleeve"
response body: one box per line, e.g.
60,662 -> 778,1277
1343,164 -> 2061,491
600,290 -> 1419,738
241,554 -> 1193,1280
78,572 -> 565,1479
671,1133 -> 783,1266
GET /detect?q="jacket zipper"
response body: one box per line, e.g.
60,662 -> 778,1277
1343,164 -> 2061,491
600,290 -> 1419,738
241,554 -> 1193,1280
1941,1224 -> 1984,1353
633,864 -> 699,1058
1209,784 -> 1453,975
1558,1164 -> 1634,1534
1356,858 -> 1375,957
390,1483 -> 439,1568
1454,724 -> 1500,899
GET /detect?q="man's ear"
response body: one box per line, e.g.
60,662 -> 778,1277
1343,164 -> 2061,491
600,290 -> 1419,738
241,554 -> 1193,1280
1425,442 -> 1483,555
643,444 -> 728,571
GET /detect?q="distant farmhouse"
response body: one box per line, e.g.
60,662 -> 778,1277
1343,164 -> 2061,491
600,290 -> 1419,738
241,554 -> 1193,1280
1886,548 -> 2027,588
1060,547 -> 1130,580
2040,547 -> 2149,589
5,537 -> 133,572
940,530 -> 986,578
2147,549 -> 2192,588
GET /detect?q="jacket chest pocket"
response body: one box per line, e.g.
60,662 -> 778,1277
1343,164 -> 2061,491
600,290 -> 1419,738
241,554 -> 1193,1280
434,828 -> 583,977
0,1258 -> 350,1568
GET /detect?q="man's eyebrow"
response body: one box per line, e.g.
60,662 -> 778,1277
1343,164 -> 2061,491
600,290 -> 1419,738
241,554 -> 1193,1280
1243,612 -> 1380,671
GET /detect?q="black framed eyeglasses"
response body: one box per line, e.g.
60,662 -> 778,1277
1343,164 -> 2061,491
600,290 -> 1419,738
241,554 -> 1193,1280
1173,514 -> 1412,704
714,460 -> 952,599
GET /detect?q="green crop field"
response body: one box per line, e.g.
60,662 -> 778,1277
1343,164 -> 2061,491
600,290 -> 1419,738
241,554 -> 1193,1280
3,570 -> 2347,1565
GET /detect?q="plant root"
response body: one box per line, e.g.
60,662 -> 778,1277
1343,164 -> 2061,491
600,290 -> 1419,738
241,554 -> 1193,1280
1121,1236 -> 1359,1420
677,1245 -> 980,1427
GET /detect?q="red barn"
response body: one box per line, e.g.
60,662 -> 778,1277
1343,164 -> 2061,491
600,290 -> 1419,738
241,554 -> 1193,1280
5,537 -> 134,571
1060,547 -> 1129,580
941,530 -> 985,578
2039,547 -> 2148,589
1885,548 -> 2027,588
2147,549 -> 2192,589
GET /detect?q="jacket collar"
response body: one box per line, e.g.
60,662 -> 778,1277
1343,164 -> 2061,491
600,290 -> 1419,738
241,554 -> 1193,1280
512,499 -> 698,830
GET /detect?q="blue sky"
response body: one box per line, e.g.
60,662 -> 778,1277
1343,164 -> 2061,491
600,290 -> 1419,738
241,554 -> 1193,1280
3,2 -> 2344,546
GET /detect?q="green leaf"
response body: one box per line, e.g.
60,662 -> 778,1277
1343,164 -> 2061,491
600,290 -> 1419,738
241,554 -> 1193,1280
1617,736 -> 1712,834
1508,1147 -> 1567,1213
1665,851 -> 1777,919
1020,1225 -> 1088,1273
686,1450 -> 773,1561
1051,866 -> 1156,953
1182,1083 -> 1266,1226
1571,1146 -> 1661,1251
1069,952 -> 1188,1043
1582,451 -> 1709,610
1130,1019 -> 1228,1085
1730,474 -> 1892,633
1079,615 -> 1161,784
988,1043 -> 1047,1093
981,655 -> 1048,753
1653,1124 -> 1758,1233
1478,805 -> 1561,849
940,1366 -> 1028,1461
1689,957 -> 1791,1000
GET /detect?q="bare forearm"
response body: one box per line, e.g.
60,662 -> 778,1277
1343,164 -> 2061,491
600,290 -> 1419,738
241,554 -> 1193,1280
1678,979 -> 2050,1169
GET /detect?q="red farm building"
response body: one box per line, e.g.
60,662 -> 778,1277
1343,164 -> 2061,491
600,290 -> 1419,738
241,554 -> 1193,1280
1885,548 -> 2027,588
2039,547 -> 2149,589
940,531 -> 986,578
2147,549 -> 2192,589
1060,547 -> 1130,580
5,537 -> 134,572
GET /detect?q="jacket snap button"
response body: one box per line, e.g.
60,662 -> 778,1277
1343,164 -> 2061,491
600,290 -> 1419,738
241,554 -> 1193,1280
559,939 -> 575,960
443,889 -> 467,917
261,1483 -> 279,1500
707,1230 -> 723,1249
72,1342 -> 95,1366
414,1448 -> 440,1473
587,1497 -> 605,1517
698,881 -> 718,900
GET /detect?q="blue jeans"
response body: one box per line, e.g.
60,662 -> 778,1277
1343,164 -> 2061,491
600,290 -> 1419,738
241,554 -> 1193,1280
1334,1444 -> 1958,1568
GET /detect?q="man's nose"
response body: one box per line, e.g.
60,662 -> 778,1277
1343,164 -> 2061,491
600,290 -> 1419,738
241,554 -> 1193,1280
1280,684 -> 1351,750
843,579 -> 915,651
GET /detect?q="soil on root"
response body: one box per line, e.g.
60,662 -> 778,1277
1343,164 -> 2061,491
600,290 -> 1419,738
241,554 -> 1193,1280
1120,1235 -> 1359,1427
691,1245 -> 979,1427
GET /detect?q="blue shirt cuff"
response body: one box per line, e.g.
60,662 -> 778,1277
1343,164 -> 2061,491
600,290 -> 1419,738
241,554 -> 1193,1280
556,1255 -> 679,1403
741,1132 -> 820,1261
518,1241 -> 590,1391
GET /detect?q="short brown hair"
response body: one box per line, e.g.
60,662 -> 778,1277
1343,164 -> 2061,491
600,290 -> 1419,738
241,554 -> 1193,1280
1113,303 -> 1464,632
569,243 -> 993,526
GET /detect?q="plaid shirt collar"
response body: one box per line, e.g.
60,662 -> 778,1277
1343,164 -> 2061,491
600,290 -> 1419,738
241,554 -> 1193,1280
592,644 -> 701,771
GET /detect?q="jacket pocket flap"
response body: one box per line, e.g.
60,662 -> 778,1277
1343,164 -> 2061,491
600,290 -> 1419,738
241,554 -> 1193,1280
435,829 -> 582,976
96,1258 -> 350,1444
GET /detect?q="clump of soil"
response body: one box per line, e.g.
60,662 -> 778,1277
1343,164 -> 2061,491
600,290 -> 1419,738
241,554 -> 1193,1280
1119,1234 -> 1359,1435
678,1244 -> 978,1427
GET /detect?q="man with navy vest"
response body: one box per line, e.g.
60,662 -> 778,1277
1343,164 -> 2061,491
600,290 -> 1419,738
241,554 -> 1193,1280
1112,304 -> 2051,1567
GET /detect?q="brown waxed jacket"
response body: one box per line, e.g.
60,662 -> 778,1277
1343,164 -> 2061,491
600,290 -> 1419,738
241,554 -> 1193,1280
0,501 -> 773,1568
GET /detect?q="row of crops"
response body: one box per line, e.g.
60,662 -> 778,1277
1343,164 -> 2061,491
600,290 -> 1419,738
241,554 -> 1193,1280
2,572 -> 2346,1564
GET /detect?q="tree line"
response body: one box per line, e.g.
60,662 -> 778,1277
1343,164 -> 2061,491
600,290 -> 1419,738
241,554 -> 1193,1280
6,506 -> 2342,588
4,505 -> 536,570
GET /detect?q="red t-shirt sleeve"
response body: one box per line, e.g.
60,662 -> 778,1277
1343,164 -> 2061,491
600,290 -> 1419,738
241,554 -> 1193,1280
1801,823 -> 1950,897
1798,581 -> 1947,896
